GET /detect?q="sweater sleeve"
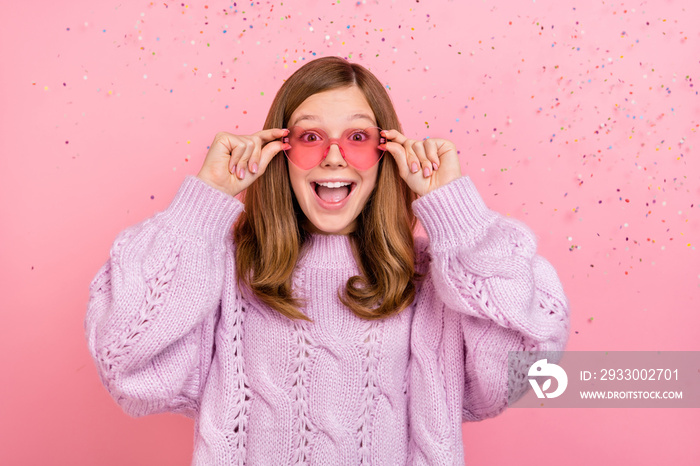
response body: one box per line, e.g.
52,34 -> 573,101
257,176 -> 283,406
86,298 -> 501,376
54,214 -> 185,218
411,175 -> 571,422
84,175 -> 244,418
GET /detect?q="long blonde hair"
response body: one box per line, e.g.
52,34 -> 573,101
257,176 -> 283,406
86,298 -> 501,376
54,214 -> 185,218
233,57 -> 424,322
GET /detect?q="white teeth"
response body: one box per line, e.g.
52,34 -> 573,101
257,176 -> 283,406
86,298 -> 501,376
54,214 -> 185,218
316,181 -> 351,188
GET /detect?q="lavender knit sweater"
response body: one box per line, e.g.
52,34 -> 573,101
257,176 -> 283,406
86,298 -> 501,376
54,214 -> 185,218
85,174 -> 570,465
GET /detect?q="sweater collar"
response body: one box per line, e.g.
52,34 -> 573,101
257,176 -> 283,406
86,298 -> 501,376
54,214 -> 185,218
297,233 -> 357,269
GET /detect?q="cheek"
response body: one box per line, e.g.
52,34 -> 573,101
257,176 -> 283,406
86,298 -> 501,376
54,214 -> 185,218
363,168 -> 380,193
288,166 -> 312,205
355,173 -> 378,208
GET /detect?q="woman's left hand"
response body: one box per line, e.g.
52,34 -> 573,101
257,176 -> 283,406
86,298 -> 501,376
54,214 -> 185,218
379,130 -> 462,197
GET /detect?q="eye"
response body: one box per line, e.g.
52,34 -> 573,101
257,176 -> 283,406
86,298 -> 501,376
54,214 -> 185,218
299,131 -> 323,143
349,130 -> 369,142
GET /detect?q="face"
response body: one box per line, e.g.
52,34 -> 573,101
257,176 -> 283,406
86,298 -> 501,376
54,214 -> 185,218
286,85 -> 381,235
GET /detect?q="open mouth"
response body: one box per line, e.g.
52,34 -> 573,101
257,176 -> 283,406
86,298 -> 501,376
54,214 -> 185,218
311,182 -> 357,204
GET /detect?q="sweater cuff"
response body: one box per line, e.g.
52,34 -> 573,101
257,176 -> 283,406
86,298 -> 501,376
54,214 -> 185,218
412,176 -> 498,251
162,175 -> 244,243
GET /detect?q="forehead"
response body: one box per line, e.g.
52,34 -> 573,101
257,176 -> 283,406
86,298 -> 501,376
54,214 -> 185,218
289,85 -> 376,127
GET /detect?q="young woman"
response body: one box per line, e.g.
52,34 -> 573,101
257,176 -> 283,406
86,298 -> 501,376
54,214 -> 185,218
85,56 -> 570,465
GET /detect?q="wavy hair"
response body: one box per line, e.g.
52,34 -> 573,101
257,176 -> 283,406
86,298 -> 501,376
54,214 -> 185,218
233,56 -> 424,321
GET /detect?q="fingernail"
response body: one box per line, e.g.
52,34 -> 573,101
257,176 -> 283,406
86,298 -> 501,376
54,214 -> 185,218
251,162 -> 258,174
433,162 -> 439,171
231,164 -> 237,174
239,168 -> 245,178
411,162 -> 419,173
423,166 -> 430,177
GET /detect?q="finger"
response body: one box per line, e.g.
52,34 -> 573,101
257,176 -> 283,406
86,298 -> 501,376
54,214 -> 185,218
248,134 -> 281,174
228,140 -> 246,174
214,133 -> 243,173
381,141 -> 411,178
381,129 -> 408,145
236,138 -> 256,179
423,138 -> 441,172
434,138 -> 455,158
404,140 -> 421,174
411,141 -> 432,178
246,137 -> 264,174
212,132 -> 237,158
258,140 -> 290,171
253,127 -> 290,144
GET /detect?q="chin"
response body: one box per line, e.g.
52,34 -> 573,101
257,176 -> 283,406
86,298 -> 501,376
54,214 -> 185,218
306,216 -> 356,235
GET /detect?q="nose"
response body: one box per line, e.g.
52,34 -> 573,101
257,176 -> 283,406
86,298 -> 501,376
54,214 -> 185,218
321,142 -> 347,167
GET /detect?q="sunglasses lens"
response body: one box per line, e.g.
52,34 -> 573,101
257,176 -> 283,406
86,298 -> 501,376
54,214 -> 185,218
341,127 -> 384,170
284,126 -> 385,170
284,127 -> 327,170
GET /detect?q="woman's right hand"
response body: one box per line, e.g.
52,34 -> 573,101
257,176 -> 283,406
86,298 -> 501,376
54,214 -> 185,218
196,128 -> 290,197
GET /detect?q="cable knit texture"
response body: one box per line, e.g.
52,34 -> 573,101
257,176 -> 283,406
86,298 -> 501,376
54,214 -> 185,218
85,175 -> 570,465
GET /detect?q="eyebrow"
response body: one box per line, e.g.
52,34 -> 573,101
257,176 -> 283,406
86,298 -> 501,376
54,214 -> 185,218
290,113 -> 376,126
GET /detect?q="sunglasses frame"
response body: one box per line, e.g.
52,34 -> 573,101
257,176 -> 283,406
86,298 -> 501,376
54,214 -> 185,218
282,125 -> 387,170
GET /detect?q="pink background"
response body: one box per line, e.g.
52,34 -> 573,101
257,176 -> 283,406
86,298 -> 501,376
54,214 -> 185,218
1,0 -> 698,464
